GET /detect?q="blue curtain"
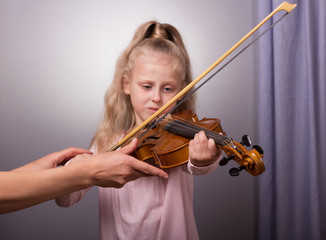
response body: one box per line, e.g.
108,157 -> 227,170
257,0 -> 326,239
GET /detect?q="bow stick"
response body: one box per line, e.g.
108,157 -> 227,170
108,1 -> 297,152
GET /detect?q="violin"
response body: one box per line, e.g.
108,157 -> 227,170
122,111 -> 265,176
109,2 -> 297,177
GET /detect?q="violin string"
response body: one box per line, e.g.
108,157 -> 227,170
166,119 -> 236,149
136,12 -> 289,142
158,117 -> 232,147
159,116 -> 225,141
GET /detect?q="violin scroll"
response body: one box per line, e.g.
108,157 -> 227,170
220,136 -> 265,176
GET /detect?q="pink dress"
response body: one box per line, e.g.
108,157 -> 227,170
57,156 -> 219,240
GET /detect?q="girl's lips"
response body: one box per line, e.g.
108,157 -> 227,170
149,107 -> 159,112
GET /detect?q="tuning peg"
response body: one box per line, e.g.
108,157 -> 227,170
240,135 -> 252,147
219,155 -> 234,166
229,165 -> 246,176
253,145 -> 264,154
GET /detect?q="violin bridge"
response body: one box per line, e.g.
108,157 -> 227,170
164,114 -> 173,121
146,114 -> 169,131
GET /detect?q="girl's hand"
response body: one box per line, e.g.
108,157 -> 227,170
189,131 -> 222,167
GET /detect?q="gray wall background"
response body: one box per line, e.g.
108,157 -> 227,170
0,0 -> 260,239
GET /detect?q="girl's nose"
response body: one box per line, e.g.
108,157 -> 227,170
151,90 -> 161,102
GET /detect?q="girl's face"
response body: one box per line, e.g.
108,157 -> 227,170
123,51 -> 184,126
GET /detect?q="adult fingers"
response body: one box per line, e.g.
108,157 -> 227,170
55,147 -> 93,166
128,157 -> 168,180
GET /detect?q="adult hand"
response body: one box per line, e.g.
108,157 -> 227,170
13,147 -> 92,172
71,138 -> 168,188
189,131 -> 222,167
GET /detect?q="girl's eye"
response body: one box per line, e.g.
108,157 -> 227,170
163,87 -> 174,92
142,85 -> 152,90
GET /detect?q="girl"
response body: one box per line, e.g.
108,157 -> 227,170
56,21 -> 222,240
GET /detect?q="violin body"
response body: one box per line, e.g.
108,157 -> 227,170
133,111 -> 224,169
127,111 -> 264,176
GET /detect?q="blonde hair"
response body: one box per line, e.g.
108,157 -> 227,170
91,21 -> 196,152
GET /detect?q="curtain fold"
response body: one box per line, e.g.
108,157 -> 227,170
257,0 -> 326,239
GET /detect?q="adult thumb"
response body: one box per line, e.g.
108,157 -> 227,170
118,138 -> 138,155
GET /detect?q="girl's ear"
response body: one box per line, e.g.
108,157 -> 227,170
122,76 -> 130,95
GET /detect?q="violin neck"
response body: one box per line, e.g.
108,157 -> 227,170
164,120 -> 230,147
